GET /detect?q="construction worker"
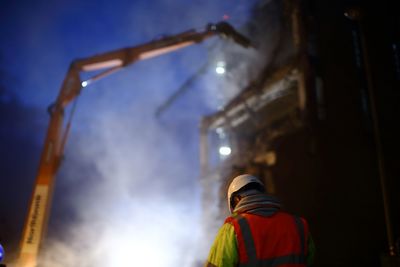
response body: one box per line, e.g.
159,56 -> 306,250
204,174 -> 315,267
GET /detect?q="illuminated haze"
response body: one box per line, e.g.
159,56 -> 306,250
0,0 -> 264,266
41,56 -> 207,266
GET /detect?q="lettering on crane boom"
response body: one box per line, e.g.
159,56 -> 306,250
21,185 -> 48,254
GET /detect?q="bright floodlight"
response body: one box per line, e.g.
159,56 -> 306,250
81,81 -> 88,87
216,61 -> 226,75
219,146 -> 231,156
216,66 -> 226,74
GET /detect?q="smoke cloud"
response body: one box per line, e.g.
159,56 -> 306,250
37,63 -> 203,266
0,0 -> 264,266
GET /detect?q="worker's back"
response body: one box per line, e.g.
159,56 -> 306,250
204,175 -> 314,267
227,211 -> 308,264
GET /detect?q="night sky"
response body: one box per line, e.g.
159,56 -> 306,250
0,0 -> 259,266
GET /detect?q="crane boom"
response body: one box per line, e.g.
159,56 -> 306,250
16,22 -> 250,267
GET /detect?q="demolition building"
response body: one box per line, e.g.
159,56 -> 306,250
199,0 -> 400,266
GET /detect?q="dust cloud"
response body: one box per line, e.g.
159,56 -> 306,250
1,0 -> 269,266
35,1 -> 288,266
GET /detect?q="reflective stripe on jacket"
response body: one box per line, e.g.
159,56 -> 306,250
225,211 -> 308,267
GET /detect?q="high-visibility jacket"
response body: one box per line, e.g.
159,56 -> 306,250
225,211 -> 309,267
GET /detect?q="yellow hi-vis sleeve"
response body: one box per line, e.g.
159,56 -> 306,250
204,223 -> 238,267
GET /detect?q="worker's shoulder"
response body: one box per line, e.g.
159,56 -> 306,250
223,212 -> 249,224
224,214 -> 238,224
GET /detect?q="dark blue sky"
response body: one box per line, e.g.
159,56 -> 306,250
0,0 -> 258,266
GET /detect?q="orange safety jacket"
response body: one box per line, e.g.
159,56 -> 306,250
225,211 -> 309,267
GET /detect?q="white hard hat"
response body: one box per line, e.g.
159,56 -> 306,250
227,174 -> 264,213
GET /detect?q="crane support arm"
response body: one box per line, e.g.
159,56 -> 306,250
73,22 -> 251,72
51,22 -> 250,111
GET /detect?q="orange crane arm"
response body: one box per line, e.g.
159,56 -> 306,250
17,22 -> 250,267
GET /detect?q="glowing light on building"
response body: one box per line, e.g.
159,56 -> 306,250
81,81 -> 89,87
216,66 -> 225,74
219,146 -> 231,156
215,61 -> 226,75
